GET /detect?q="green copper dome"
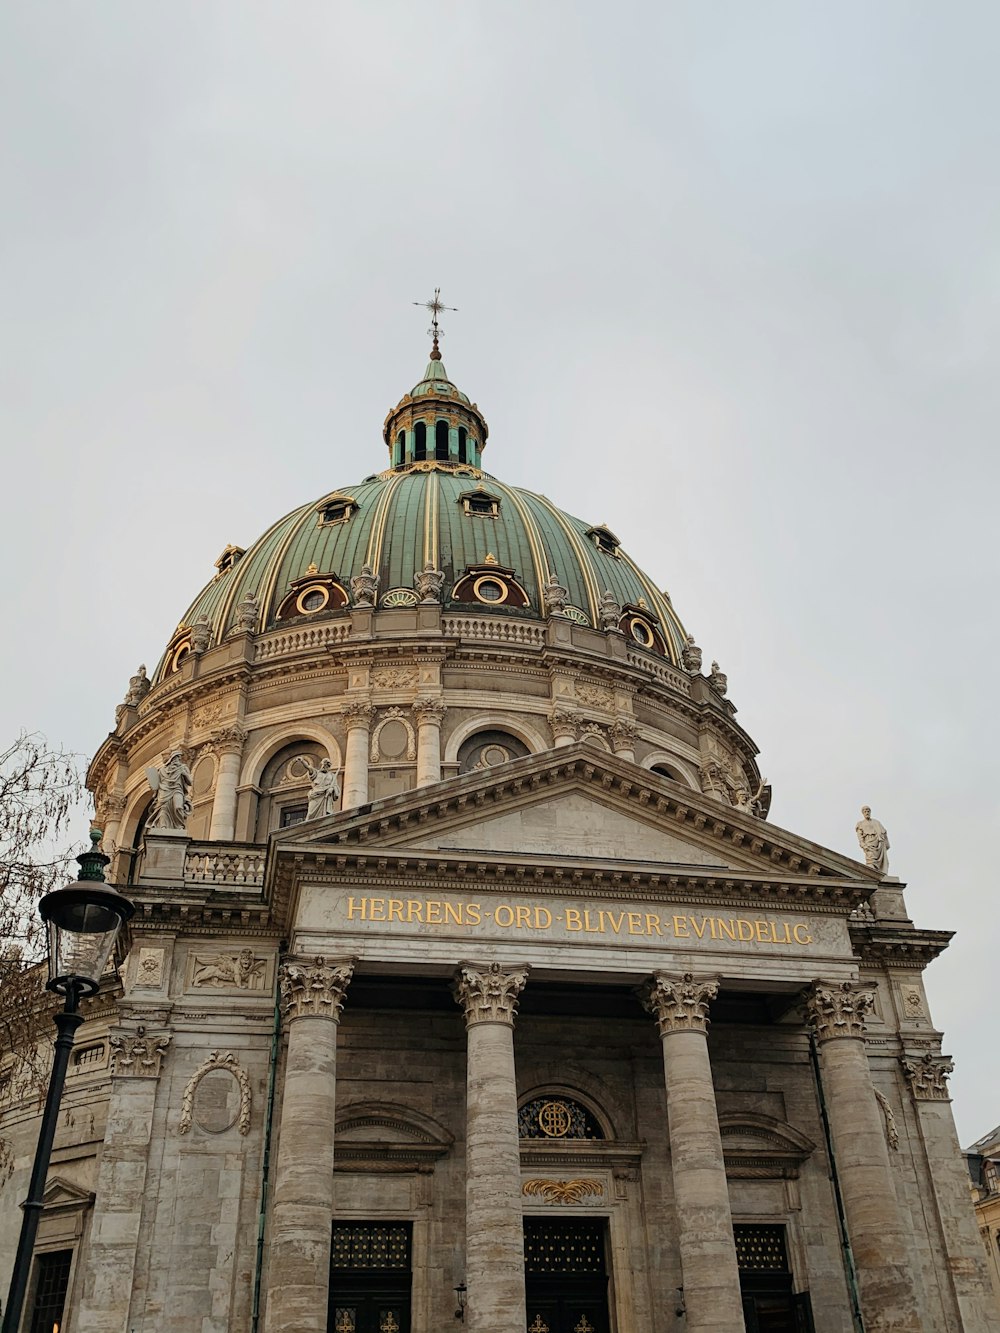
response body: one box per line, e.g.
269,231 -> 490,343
157,354 -> 689,678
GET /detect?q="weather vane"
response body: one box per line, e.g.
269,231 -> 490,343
412,287 -> 457,361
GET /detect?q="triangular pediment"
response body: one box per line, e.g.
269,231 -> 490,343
271,743 -> 875,885
40,1177 -> 95,1213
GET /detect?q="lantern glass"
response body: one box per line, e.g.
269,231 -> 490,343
40,882 -> 133,994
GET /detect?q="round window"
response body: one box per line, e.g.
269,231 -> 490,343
629,617 -> 654,647
473,576 -> 508,604
295,584 -> 330,615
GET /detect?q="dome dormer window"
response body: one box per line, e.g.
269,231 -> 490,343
459,486 -> 501,519
214,544 -> 246,577
453,562 -> 530,609
317,494 -> 358,526
623,605 -> 667,655
586,524 -> 621,556
276,571 -> 350,621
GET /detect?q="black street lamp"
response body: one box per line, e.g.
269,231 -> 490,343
1,831 -> 133,1333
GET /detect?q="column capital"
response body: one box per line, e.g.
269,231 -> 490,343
610,717 -> 640,750
805,979 -> 877,1041
279,956 -> 355,1022
452,961 -> 528,1028
412,695 -> 446,723
549,707 -> 581,742
640,972 -> 719,1036
109,1024 -> 171,1078
206,723 -> 247,757
901,1051 -> 954,1101
342,699 -> 376,728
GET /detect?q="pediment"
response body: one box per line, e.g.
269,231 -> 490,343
40,1177 -> 95,1213
333,1101 -> 453,1174
271,743 -> 875,887
720,1113 -> 815,1180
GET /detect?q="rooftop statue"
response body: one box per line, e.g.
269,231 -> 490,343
304,757 -> 341,820
856,805 -> 890,876
414,561 -> 445,603
146,748 -> 193,831
351,564 -> 379,608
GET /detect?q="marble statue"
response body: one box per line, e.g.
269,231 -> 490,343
599,590 -> 622,633
124,664 -> 150,707
414,562 -> 445,603
190,615 -> 211,654
733,777 -> 768,818
855,806 -> 890,876
303,757 -> 341,820
146,749 -> 193,831
542,572 -> 569,616
709,661 -> 728,695
351,564 -> 379,608
236,591 -> 259,633
681,634 -> 703,673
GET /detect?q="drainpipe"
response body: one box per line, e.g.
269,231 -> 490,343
251,990 -> 282,1333
809,1032 -> 865,1333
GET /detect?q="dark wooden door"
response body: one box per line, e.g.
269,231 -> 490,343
328,1280 -> 410,1333
525,1275 -> 610,1333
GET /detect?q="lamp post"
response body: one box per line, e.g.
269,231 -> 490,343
1,831 -> 133,1333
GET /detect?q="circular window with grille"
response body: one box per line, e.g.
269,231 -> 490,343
473,576 -> 508,604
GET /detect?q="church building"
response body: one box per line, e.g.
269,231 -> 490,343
1,319 -> 996,1333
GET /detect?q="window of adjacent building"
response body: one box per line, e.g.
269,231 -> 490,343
28,1249 -> 73,1333
435,419 -> 449,461
414,421 -> 427,460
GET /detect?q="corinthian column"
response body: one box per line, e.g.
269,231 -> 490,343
549,707 -> 580,748
412,697 -> 446,786
902,1053 -> 1000,1329
208,726 -> 246,841
264,957 -> 354,1333
610,717 -> 639,763
806,982 -> 921,1333
341,701 -> 374,809
640,973 -> 745,1333
452,962 -> 529,1333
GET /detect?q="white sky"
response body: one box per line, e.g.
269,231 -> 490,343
1,2 -> 997,1146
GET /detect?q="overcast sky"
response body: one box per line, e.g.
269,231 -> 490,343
1,2 -> 997,1146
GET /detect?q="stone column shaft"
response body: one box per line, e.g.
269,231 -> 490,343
341,703 -> 374,809
413,699 -> 445,786
265,958 -> 354,1333
453,962 -> 529,1333
208,747 -> 242,841
74,1024 -> 171,1333
808,982 -> 921,1333
642,973 -> 744,1333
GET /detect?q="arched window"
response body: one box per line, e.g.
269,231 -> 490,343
414,421 -> 427,461
651,763 -> 683,783
396,430 -> 405,465
435,420 -> 450,461
457,730 -> 531,775
254,741 -> 334,839
458,426 -> 468,464
518,1096 -> 604,1140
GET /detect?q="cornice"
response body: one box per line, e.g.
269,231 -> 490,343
849,925 -> 953,969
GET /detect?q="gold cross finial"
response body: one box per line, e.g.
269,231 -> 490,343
413,287 -> 457,360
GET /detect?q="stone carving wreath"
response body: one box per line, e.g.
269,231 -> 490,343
179,1050 -> 252,1136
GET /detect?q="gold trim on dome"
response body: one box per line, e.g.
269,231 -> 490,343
377,460 -> 485,480
294,583 -> 331,616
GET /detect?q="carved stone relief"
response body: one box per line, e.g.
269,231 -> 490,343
134,947 -> 165,990
900,984 -> 925,1019
874,1089 -> 899,1150
372,667 -> 418,690
521,1179 -> 604,1205
187,949 -> 270,993
371,708 -> 417,762
179,1050 -> 252,1136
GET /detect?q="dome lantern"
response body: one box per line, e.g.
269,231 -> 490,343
383,289 -> 489,469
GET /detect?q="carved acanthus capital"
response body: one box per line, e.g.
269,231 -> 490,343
207,724 -> 247,757
640,972 -> 719,1036
411,696 -> 447,725
452,962 -> 528,1028
902,1052 -> 954,1101
343,699 -> 376,729
610,717 -> 640,750
805,981 -> 876,1042
278,956 -> 355,1022
109,1024 -> 171,1078
549,708 -> 581,741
